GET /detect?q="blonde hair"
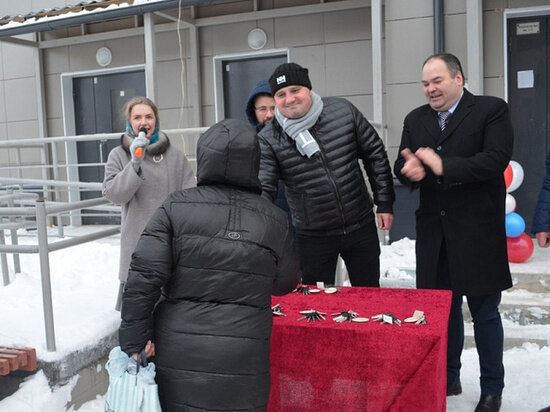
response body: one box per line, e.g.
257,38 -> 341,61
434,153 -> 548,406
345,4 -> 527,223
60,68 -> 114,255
123,96 -> 159,120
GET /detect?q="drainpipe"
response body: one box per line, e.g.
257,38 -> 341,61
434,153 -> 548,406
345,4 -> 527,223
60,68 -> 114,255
433,0 -> 444,53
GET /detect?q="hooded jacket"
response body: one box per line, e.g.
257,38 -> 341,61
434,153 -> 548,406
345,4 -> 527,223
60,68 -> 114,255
119,119 -> 300,411
245,79 -> 272,132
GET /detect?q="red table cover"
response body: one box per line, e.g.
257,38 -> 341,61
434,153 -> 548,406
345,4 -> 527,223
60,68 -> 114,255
268,286 -> 452,412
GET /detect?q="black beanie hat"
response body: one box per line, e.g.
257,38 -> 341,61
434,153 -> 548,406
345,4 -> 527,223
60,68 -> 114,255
269,62 -> 312,95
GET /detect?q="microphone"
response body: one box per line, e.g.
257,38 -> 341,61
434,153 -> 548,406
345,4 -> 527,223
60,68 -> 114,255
134,127 -> 147,158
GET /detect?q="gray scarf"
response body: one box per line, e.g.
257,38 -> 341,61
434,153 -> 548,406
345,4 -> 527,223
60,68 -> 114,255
275,91 -> 324,158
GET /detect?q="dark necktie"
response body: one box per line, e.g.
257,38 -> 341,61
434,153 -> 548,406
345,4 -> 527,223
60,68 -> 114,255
439,111 -> 450,130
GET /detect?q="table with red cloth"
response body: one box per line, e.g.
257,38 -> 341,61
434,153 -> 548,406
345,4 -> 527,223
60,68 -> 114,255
268,286 -> 452,412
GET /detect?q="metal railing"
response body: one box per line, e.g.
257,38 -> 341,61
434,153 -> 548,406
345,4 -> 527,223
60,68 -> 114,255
0,127 -> 206,225
0,193 -> 120,352
0,127 -> 207,352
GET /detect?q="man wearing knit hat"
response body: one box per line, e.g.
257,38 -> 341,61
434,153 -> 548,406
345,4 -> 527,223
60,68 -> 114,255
258,62 -> 395,287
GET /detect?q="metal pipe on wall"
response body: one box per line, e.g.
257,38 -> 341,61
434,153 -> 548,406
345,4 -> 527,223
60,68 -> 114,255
433,0 -> 444,53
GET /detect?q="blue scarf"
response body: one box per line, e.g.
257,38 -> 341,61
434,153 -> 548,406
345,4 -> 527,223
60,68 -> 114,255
125,120 -> 159,144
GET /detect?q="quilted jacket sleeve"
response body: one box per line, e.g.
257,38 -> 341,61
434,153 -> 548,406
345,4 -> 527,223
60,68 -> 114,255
119,202 -> 174,355
353,103 -> 395,213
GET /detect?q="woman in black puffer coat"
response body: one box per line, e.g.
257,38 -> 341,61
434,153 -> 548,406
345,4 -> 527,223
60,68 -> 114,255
119,118 -> 300,411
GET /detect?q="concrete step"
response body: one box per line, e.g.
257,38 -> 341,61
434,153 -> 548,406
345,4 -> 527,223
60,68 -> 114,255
510,272 -> 550,294
462,288 -> 550,348
460,290 -> 550,326
464,322 -> 550,349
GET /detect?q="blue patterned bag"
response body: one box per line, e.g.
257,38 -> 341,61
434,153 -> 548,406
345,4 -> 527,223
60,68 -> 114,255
105,346 -> 162,412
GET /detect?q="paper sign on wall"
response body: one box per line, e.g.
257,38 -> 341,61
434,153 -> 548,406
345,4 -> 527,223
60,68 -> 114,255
516,22 -> 540,35
517,70 -> 534,89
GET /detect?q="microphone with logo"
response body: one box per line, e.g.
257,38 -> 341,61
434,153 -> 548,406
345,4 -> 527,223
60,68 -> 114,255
134,127 -> 148,159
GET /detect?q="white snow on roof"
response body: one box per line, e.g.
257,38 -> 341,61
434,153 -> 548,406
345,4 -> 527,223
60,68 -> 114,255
0,0 -> 167,32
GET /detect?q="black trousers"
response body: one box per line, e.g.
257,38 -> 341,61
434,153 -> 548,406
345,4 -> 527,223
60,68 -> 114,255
296,221 -> 381,287
437,241 -> 505,396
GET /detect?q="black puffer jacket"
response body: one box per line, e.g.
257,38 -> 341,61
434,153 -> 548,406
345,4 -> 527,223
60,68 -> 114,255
258,97 -> 395,236
119,119 -> 300,411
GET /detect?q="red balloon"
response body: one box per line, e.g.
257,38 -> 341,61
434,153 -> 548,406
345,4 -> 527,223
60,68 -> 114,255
507,233 -> 534,263
503,164 -> 513,189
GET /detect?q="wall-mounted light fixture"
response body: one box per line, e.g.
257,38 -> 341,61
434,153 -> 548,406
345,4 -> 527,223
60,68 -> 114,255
247,28 -> 267,50
95,46 -> 112,67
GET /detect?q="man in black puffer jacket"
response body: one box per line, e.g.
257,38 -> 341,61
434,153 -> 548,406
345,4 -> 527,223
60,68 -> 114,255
119,118 -> 300,411
259,62 -> 395,287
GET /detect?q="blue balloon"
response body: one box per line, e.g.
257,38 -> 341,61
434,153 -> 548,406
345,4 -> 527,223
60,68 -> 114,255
505,212 -> 525,238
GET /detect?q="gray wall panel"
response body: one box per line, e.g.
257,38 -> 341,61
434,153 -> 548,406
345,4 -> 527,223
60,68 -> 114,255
385,82 -> 425,151
0,81 -> 5,124
324,8 -> 371,43
4,77 -> 37,122
483,9 -> 505,80
212,22 -> 256,55
105,36 -> 144,68
326,40 -> 372,97
385,0 -> 432,20
275,14 -> 324,47
1,41 -> 35,80
385,17 -> 433,84
289,44 -> 326,97
43,46 -> 70,75
45,74 -> 62,119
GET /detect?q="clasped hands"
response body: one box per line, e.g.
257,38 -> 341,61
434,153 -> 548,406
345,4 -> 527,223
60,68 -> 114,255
400,147 -> 443,182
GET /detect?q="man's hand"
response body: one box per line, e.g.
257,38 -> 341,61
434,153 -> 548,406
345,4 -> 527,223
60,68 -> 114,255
536,231 -> 550,248
400,148 -> 426,182
377,213 -> 394,230
415,147 -> 443,176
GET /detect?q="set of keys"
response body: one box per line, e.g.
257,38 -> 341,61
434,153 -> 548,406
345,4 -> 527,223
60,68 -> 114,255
404,310 -> 427,325
372,313 -> 402,326
271,304 -> 286,317
294,285 -> 339,295
331,310 -> 369,323
272,301 -> 426,326
298,309 -> 326,322
294,285 -> 320,295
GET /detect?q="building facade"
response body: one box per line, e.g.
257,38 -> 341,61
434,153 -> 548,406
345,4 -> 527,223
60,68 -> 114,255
0,0 -> 549,232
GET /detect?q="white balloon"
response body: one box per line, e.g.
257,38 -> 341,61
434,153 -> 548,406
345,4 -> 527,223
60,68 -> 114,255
508,161 -> 524,193
505,194 -> 516,214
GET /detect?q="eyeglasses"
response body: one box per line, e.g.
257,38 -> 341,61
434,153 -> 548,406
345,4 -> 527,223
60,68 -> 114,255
255,106 -> 275,114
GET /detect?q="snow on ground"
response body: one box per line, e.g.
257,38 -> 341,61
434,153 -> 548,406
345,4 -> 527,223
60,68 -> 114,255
0,227 -> 549,411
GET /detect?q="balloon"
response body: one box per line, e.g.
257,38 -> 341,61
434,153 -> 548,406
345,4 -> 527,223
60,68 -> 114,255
505,212 -> 525,238
505,194 -> 516,214
503,164 -> 513,189
507,161 -> 524,193
507,233 -> 534,263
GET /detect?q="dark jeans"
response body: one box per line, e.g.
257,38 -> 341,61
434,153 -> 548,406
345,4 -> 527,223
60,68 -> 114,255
296,221 -> 380,287
437,242 -> 505,396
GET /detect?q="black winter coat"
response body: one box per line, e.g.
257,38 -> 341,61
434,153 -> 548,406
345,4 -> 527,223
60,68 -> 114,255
119,119 -> 300,411
532,148 -> 550,234
258,97 -> 395,236
394,90 -> 514,296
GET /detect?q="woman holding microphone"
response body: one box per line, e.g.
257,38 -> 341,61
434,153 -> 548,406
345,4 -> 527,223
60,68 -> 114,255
102,96 -> 195,310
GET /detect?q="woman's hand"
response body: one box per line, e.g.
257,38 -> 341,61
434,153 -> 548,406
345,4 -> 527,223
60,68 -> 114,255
131,340 -> 156,361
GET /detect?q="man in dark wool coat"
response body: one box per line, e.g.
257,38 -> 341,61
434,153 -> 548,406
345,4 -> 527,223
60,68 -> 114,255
394,53 -> 513,412
119,118 -> 300,411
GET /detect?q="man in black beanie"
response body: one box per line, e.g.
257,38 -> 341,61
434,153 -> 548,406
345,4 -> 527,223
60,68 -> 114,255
258,62 -> 395,287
